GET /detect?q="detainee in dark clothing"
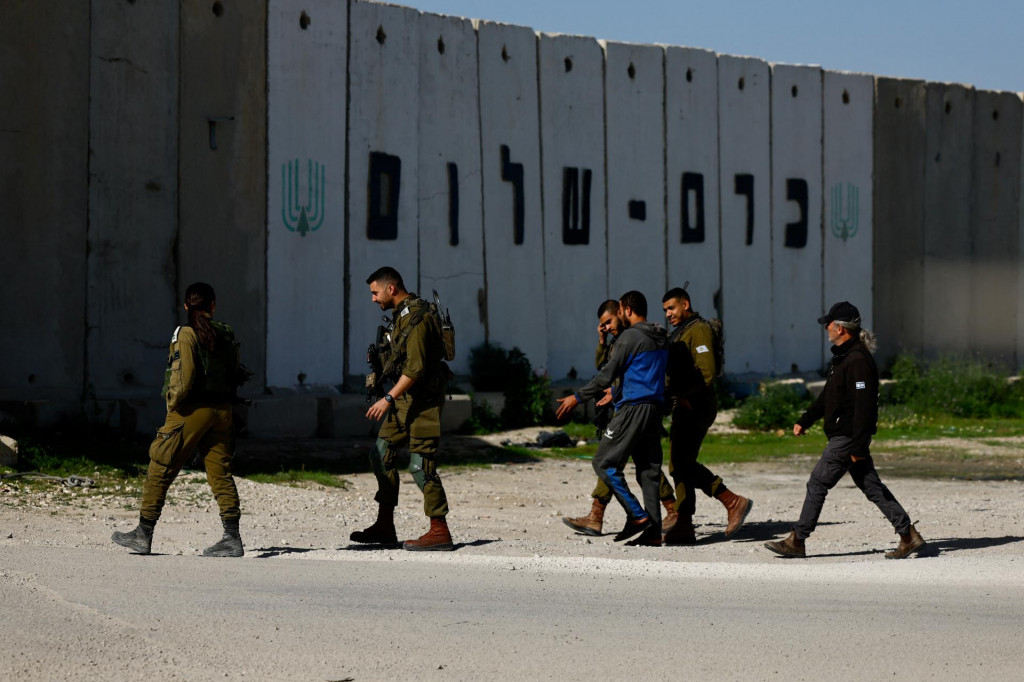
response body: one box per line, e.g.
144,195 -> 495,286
562,300 -> 678,537
556,291 -> 669,547
764,301 -> 926,559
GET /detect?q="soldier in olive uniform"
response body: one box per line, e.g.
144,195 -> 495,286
112,282 -> 249,557
352,266 -> 455,551
562,299 -> 678,536
661,286 -> 752,545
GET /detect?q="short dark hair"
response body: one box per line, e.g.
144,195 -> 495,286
662,287 -> 690,303
618,290 -> 647,318
366,266 -> 406,291
596,299 -> 619,318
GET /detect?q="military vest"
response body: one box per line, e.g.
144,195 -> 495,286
162,320 -> 243,402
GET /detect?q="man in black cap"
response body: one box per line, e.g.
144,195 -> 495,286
764,301 -> 926,559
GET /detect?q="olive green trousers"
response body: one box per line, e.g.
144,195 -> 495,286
372,394 -> 449,517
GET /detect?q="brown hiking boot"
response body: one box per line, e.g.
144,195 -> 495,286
661,499 -> 678,533
350,504 -> 398,545
717,489 -> 753,538
663,514 -> 697,546
764,531 -> 806,558
404,516 -> 455,551
885,523 -> 926,559
562,499 -> 606,536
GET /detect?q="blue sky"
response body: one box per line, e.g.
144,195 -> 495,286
406,0 -> 1024,93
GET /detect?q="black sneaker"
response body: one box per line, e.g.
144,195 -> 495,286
625,526 -> 663,547
614,517 -> 652,542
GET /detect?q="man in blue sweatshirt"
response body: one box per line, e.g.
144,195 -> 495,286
556,291 -> 668,547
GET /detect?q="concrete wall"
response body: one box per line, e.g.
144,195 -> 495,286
477,21 -> 548,368
346,0 -> 420,375
538,34 -> 608,379
266,0 -> 348,388
417,12 -> 485,375
665,47 -> 721,319
87,0 -> 180,398
969,90 -> 1022,363
0,1 -> 90,402
178,0 -> 268,389
718,55 -> 772,374
605,41 -> 666,306
873,78 -> 927,364
770,64 -> 823,374
823,71 -> 874,361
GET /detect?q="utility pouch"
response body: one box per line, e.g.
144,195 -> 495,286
149,422 -> 185,467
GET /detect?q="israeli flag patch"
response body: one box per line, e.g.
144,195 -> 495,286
696,345 -> 709,354
171,326 -> 181,343
856,381 -> 866,389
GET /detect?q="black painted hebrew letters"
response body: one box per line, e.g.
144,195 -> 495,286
500,145 -> 525,245
681,172 -> 705,243
368,151 -> 401,240
734,173 -> 754,246
562,166 -> 592,245
628,200 -> 646,221
784,178 -> 808,249
447,162 -> 459,246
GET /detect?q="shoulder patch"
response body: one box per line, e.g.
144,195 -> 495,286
856,381 -> 866,389
171,326 -> 181,343
696,344 -> 709,354
401,307 -> 410,317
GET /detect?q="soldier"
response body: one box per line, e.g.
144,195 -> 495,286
556,291 -> 669,547
765,301 -> 926,559
562,299 -> 678,536
352,266 -> 456,551
112,282 -> 249,557
661,287 -> 752,545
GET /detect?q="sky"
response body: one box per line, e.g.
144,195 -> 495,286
405,0 -> 1024,93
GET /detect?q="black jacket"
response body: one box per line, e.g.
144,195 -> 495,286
797,338 -> 878,457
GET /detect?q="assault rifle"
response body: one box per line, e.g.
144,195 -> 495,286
365,319 -> 390,404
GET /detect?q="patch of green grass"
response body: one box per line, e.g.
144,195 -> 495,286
244,469 -> 348,488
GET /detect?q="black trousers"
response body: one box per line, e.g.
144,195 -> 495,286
669,401 -> 722,516
794,435 -> 912,539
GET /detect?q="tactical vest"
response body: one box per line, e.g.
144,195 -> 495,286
162,320 -> 243,402
380,296 -> 450,390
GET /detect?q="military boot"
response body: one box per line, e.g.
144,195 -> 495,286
350,504 -> 398,546
716,489 -> 753,538
661,498 -> 679,533
625,525 -> 663,547
203,517 -> 244,558
663,514 -> 697,546
764,531 -> 806,558
111,517 -> 155,554
403,516 -> 455,551
885,523 -> 926,559
561,499 -> 606,536
613,516 -> 652,542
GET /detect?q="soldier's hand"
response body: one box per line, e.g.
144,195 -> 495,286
555,394 -> 579,421
595,388 -> 613,407
793,423 -> 805,437
366,397 -> 390,421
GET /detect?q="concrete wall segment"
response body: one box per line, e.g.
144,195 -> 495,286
770,63 -> 823,374
538,33 -> 608,379
717,54 -> 772,374
0,1 -> 89,401
665,47 -> 720,321
87,0 -> 180,398
266,0 -> 347,388
178,1 -> 268,389
347,1 -> 421,375
604,41 -> 666,307
476,21 -> 548,369
417,12 -> 485,375
969,89 -> 1021,364
823,70 -> 873,363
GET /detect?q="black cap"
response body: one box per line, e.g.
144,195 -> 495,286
817,301 -> 860,326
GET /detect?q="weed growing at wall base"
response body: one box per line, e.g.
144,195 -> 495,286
882,354 -> 1024,419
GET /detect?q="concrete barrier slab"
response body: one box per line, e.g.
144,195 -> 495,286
246,396 -> 320,438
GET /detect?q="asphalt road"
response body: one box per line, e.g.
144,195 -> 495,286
3,546 -> 1022,681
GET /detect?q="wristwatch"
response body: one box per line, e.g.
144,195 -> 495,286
384,394 -> 395,405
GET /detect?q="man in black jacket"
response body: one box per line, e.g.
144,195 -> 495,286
764,301 -> 926,559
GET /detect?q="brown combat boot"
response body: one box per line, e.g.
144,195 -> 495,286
764,531 -> 806,558
885,523 -> 926,559
661,499 -> 679,533
663,514 -> 697,546
562,499 -> 606,536
717,489 -> 753,538
404,516 -> 455,551
350,504 -> 398,545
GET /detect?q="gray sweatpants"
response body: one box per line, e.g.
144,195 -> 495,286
592,402 -> 664,531
794,435 -> 912,539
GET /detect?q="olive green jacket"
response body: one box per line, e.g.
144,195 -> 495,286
667,315 -> 717,406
